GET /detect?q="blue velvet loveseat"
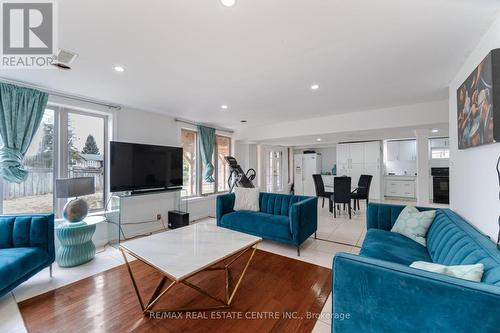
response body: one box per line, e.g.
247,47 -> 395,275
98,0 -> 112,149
0,214 -> 55,298
332,203 -> 500,333
216,192 -> 317,255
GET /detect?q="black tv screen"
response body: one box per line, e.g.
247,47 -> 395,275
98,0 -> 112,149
110,141 -> 183,192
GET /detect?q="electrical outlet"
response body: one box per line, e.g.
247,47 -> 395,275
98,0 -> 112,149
156,214 -> 161,220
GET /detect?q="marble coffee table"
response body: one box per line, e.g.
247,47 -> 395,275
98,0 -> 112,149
119,222 -> 262,315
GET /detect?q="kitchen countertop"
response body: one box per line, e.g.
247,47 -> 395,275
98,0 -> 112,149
385,175 -> 416,181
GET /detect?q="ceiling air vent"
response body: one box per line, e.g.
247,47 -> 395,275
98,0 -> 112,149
51,48 -> 78,70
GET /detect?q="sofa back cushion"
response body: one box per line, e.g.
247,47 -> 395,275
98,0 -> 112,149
426,209 -> 500,286
259,192 -> 307,216
366,203 -> 435,231
0,215 -> 54,252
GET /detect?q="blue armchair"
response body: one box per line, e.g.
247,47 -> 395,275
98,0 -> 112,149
216,192 -> 317,255
332,203 -> 500,333
0,214 -> 55,297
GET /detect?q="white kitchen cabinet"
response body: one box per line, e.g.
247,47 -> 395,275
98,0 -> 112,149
364,163 -> 381,198
384,178 -> 416,198
386,140 -> 416,162
337,144 -> 350,166
364,141 -> 381,164
399,141 -> 416,161
336,141 -> 382,199
386,141 -> 400,161
349,143 -> 365,164
430,138 -> 449,148
350,163 -> 364,187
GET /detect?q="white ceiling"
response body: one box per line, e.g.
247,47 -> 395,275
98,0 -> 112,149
1,0 -> 499,130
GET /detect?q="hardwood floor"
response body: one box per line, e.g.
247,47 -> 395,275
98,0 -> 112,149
19,250 -> 331,333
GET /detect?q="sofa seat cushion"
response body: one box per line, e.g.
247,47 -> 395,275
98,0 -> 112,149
360,229 -> 431,265
220,211 -> 292,241
0,248 -> 49,289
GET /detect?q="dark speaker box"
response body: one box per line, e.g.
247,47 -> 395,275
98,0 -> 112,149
168,210 -> 189,229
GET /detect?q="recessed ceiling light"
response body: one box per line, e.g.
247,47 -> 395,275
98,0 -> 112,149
316,138 -> 322,142
114,66 -> 125,72
240,120 -> 247,123
310,84 -> 320,90
221,105 -> 228,110
431,129 -> 439,133
221,0 -> 236,7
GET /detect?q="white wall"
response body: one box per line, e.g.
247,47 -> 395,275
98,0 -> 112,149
116,107 -> 181,146
449,14 -> 500,241
46,106 -> 215,245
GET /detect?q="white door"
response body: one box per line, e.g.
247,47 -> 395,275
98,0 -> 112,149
266,150 -> 283,192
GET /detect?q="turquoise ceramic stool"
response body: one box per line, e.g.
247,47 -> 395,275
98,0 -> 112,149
56,216 -> 104,267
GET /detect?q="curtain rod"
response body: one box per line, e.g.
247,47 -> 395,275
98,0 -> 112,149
0,77 -> 122,110
175,118 -> 234,133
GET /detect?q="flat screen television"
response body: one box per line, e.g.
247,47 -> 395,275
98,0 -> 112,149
110,141 -> 183,193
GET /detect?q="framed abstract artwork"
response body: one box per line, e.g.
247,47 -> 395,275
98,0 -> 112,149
456,49 -> 500,149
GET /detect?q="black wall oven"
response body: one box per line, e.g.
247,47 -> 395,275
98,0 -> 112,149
432,167 -> 449,204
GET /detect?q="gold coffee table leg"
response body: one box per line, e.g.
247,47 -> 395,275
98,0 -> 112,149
120,243 -> 259,315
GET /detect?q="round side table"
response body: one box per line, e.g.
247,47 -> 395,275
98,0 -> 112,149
56,216 -> 106,267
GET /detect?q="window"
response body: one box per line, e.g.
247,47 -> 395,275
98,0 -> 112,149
216,135 -> 231,192
181,129 -> 197,196
431,148 -> 450,159
1,109 -> 54,214
67,112 -> 106,210
201,153 -> 215,195
0,107 -> 109,216
180,129 -> 232,197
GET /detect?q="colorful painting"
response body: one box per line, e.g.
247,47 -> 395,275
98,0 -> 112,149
456,49 -> 499,149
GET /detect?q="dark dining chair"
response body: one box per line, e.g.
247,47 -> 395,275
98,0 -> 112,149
351,175 -> 373,211
330,176 -> 352,219
312,174 -> 333,208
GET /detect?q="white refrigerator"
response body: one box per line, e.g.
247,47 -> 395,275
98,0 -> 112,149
294,153 -> 322,196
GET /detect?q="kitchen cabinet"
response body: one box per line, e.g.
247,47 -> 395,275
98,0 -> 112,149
399,141 -> 416,161
430,138 -> 449,148
384,177 -> 416,198
364,141 -> 381,164
386,140 -> 416,162
386,141 -> 400,162
336,141 -> 382,199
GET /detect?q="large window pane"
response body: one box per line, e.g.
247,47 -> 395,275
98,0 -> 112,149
2,109 -> 54,214
68,113 -> 105,210
181,129 -> 197,196
217,135 -> 231,192
201,153 -> 215,195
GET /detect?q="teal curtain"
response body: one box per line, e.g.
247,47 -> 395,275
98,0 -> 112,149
198,125 -> 216,183
0,83 -> 49,183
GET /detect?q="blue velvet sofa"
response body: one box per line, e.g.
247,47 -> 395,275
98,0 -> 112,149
216,192 -> 317,255
0,214 -> 55,298
332,203 -> 500,333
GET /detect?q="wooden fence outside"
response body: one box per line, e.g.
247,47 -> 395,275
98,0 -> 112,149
3,168 -> 104,200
